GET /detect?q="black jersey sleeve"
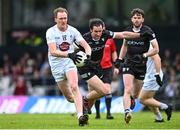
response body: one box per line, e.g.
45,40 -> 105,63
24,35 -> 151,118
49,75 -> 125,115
103,30 -> 114,39
143,25 -> 156,41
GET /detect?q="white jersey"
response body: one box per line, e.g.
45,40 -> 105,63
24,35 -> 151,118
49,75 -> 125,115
46,25 -> 83,68
46,24 -> 84,81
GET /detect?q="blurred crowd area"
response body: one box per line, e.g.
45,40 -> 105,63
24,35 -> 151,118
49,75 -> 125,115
0,49 -> 179,109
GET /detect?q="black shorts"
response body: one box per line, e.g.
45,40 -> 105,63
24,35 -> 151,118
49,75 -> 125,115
78,65 -> 103,81
101,67 -> 113,84
122,63 -> 146,80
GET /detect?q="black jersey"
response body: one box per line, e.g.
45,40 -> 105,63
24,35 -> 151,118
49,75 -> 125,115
122,25 -> 156,80
125,25 -> 155,59
83,30 -> 114,62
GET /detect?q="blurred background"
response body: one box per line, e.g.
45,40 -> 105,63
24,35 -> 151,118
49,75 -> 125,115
0,0 -> 179,113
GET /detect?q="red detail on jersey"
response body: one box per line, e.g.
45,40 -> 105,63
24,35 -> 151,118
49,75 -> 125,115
59,42 -> 70,51
100,39 -> 116,69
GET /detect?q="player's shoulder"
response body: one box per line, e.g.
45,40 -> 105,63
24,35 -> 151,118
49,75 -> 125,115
67,25 -> 79,32
142,25 -> 153,32
46,25 -> 57,35
124,25 -> 133,31
83,32 -> 91,39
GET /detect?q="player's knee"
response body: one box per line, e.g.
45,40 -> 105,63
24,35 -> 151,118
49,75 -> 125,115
132,95 -> 138,99
102,85 -> 110,95
138,97 -> 145,104
67,97 -> 74,103
65,94 -> 74,103
70,83 -> 79,92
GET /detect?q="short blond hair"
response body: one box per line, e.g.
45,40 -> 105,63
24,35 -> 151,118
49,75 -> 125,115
53,7 -> 68,18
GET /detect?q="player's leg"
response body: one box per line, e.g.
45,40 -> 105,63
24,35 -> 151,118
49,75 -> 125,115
57,80 -> 74,103
139,89 -> 164,122
102,68 -> 114,119
139,89 -> 172,121
130,79 -> 143,110
149,106 -> 164,122
87,75 -> 110,98
105,93 -> 114,119
66,69 -> 88,126
83,75 -> 110,114
123,74 -> 134,123
66,69 -> 82,114
132,79 -> 143,98
95,99 -> 101,119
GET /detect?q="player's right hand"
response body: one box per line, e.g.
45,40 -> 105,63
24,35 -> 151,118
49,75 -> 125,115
155,74 -> 163,87
68,51 -> 82,63
84,55 -> 92,66
114,59 -> 124,68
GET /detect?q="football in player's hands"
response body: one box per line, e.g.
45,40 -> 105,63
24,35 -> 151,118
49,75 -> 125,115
74,51 -> 87,67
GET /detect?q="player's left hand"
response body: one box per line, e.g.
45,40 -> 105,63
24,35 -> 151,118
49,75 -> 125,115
114,59 -> 124,68
155,74 -> 163,87
68,51 -> 82,63
132,54 -> 147,63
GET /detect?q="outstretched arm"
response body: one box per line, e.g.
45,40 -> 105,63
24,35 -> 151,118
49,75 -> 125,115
114,31 -> 140,39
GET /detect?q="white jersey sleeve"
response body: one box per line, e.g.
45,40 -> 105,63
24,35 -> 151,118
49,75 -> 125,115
46,28 -> 56,44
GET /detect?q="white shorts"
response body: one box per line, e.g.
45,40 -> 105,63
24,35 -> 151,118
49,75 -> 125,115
51,60 -> 77,82
142,80 -> 160,91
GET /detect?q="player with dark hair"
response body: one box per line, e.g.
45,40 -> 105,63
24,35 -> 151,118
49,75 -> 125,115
115,8 -> 159,123
46,7 -> 91,126
75,18 -> 152,119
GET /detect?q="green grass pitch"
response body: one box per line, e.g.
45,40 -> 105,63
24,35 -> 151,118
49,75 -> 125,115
0,112 -> 180,129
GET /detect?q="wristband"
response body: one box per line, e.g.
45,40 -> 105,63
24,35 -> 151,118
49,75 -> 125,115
143,53 -> 147,58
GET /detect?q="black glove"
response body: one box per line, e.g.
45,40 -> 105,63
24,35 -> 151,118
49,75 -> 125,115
68,52 -> 82,63
84,55 -> 91,66
155,74 -> 163,87
114,59 -> 124,68
132,54 -> 147,64
140,31 -> 153,39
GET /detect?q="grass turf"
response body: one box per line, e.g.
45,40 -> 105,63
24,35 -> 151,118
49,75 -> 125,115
0,112 -> 179,129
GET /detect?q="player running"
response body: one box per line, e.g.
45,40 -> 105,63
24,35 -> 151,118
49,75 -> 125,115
138,45 -> 172,122
115,8 -> 159,123
46,7 -> 91,126
75,18 -> 152,120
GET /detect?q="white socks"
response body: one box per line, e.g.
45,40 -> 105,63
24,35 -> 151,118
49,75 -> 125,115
77,112 -> 83,119
160,103 -> 168,110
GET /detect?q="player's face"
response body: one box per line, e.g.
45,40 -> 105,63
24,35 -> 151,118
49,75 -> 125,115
90,25 -> 103,41
131,14 -> 144,28
55,12 -> 68,31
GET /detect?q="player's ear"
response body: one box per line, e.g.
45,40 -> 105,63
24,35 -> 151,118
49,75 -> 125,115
90,29 -> 93,33
142,17 -> 144,23
131,17 -> 133,23
54,17 -> 57,23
